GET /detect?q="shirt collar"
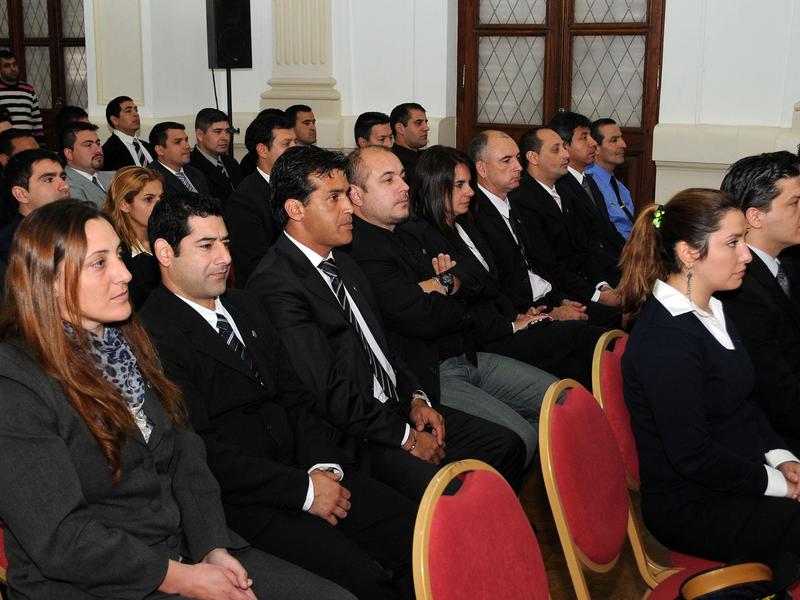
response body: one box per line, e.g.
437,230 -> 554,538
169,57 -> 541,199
748,244 -> 780,277
68,165 -> 96,180
653,279 -> 724,320
284,231 -> 332,268
478,183 -> 510,218
535,178 -> 558,196
158,161 -> 185,176
113,130 -> 139,144
174,294 -> 225,330
567,166 -> 584,184
586,163 -> 613,184
196,145 -> 221,166
256,167 -> 270,183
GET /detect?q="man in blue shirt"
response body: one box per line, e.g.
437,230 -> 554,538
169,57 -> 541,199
585,118 -> 634,239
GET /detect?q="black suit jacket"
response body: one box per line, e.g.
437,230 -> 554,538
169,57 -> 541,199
718,253 -> 800,454
101,133 -> 154,171
473,187 -> 566,312
189,147 -> 242,203
225,171 -> 278,287
556,172 -> 624,284
347,216 -> 483,400
139,286 -> 350,538
148,161 -> 210,196
510,172 -> 607,303
247,233 -> 418,448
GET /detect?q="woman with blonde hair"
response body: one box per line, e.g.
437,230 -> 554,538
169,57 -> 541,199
620,188 -> 800,564
103,166 -> 163,308
0,199 -> 355,600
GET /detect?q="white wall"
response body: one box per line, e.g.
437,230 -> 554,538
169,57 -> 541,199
85,0 -> 458,147
654,0 -> 800,201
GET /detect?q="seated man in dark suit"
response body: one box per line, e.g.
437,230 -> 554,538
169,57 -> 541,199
719,151 -> 800,455
247,145 -> 526,499
101,96 -> 154,170
226,111 -> 296,287
190,107 -> 242,203
148,121 -> 209,196
510,127 -> 621,309
0,148 -> 69,262
470,130 -> 618,327
140,192 -> 415,600
549,111 -> 624,284
389,102 -> 428,184
346,145 -> 561,466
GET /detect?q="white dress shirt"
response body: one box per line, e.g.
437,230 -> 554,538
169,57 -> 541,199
113,129 -> 153,165
748,244 -> 780,277
479,184 -> 553,301
653,279 -> 799,497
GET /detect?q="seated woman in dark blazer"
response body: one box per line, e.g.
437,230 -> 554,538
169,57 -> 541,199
619,189 -> 800,563
0,200 -> 352,600
401,144 -> 604,387
103,166 -> 163,310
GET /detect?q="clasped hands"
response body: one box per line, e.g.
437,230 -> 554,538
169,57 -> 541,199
405,397 -> 446,465
779,461 -> 800,500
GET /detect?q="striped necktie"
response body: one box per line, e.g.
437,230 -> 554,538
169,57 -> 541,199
318,258 -> 399,403
175,170 -> 198,192
132,139 -> 148,166
215,312 -> 262,384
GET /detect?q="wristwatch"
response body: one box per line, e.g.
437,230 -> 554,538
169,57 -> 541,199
436,273 -> 455,295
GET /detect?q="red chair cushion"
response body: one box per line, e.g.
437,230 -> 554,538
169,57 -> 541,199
550,386 -> 629,566
0,526 -> 7,570
428,470 -> 548,600
600,336 -> 640,483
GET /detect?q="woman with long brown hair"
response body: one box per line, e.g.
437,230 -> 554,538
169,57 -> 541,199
0,200 -> 353,599
103,166 -> 163,309
620,189 -> 800,564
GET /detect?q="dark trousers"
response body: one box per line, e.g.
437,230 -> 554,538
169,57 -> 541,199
483,320 -> 606,389
366,404 -> 526,500
644,493 -> 800,564
249,471 -> 415,600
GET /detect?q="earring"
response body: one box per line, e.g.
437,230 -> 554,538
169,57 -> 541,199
686,267 -> 693,301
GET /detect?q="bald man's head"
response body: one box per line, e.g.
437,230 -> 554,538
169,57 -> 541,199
469,130 -> 522,198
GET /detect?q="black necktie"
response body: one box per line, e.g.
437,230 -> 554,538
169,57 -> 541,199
91,175 -> 105,192
581,174 -> 599,210
132,139 -> 147,166
777,262 -> 792,298
318,258 -> 400,403
609,177 -> 634,223
216,313 -> 262,384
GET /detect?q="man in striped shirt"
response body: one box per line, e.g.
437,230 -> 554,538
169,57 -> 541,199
0,50 -> 44,143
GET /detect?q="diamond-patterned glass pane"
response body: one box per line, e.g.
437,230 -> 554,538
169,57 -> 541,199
574,0 -> 647,23
61,0 -> 85,38
478,36 -> 545,125
64,47 -> 87,107
571,35 -> 644,127
0,2 -> 9,38
22,0 -> 49,37
480,0 -> 546,25
24,46 -> 51,109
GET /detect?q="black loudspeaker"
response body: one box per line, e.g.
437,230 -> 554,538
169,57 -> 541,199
206,0 -> 252,69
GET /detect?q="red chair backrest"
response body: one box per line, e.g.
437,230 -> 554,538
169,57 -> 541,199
550,385 -> 629,566
599,335 -> 640,484
428,469 -> 549,600
0,525 -> 7,570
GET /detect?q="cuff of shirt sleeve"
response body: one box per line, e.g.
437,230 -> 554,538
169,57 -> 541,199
590,289 -> 601,303
401,423 -> 411,447
765,448 -> 800,468
595,281 -> 610,290
302,464 -> 344,512
764,465 -> 789,497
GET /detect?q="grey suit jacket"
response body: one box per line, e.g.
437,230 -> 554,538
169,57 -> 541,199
65,166 -> 115,208
0,341 -> 241,599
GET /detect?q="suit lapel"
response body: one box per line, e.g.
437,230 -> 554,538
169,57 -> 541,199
749,253 -> 800,329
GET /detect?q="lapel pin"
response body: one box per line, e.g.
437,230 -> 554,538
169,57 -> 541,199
251,330 -> 257,338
